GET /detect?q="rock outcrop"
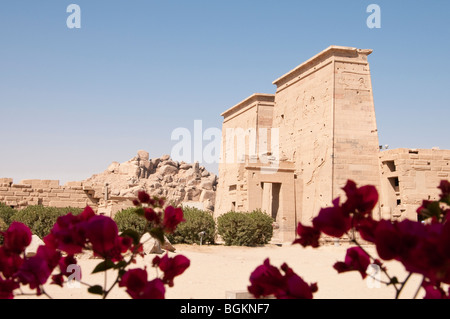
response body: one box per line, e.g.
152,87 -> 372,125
83,150 -> 217,216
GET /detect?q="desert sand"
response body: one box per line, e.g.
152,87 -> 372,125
16,242 -> 425,300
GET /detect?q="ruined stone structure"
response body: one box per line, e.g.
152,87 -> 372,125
214,46 -> 450,242
379,148 -> 450,221
0,151 -> 217,218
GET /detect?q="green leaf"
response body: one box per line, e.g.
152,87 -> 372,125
114,260 -> 127,270
149,227 -> 165,244
134,207 -> 145,217
120,229 -> 140,245
92,259 -> 115,274
88,285 -> 104,295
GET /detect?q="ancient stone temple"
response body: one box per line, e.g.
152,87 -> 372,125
214,46 -> 450,242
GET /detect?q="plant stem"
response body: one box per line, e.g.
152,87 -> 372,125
395,272 -> 412,299
412,276 -> 425,299
350,237 -> 400,294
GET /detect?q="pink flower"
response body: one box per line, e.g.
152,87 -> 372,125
342,180 -> 379,216
44,207 -> 96,255
2,222 -> 32,254
144,208 -> 161,224
138,191 -> 151,204
84,215 -> 119,258
438,180 -> 450,202
51,254 -> 79,287
16,245 -> 61,295
374,220 -> 403,261
0,247 -> 23,278
119,268 -> 166,299
248,259 -> 316,299
248,258 -> 288,298
153,254 -> 190,287
333,247 -> 371,279
312,198 -> 351,238
0,277 -> 19,299
293,223 -> 321,248
163,206 -> 185,233
355,216 -> 378,243
119,268 -> 148,298
279,263 -> 317,299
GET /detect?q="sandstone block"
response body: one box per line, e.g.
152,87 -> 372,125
159,165 -> 178,175
25,235 -> 45,257
137,150 -> 150,161
64,181 -> 83,187
199,189 -> 215,202
180,164 -> 192,170
0,178 -> 13,185
200,180 -> 213,191
118,163 -> 139,176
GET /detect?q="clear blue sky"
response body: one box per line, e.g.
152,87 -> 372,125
1,1 -> 449,184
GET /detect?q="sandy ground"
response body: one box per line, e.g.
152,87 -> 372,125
16,242 -> 426,300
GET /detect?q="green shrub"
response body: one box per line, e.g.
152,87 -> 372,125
0,202 -> 16,226
11,206 -> 83,239
167,206 -> 216,245
217,210 -> 274,246
0,217 -> 7,245
114,207 -> 148,234
249,209 -> 274,245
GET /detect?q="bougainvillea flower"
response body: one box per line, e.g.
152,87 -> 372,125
154,254 -> 190,287
119,268 -> 166,299
342,180 -> 379,216
163,206 -> 185,233
438,180 -> 450,202
15,245 -> 61,295
0,247 -> 23,279
0,277 -> 19,299
85,215 -> 119,257
119,268 -> 148,298
333,247 -> 371,279
138,191 -> 151,204
293,223 -> 321,248
279,263 -> 317,299
355,216 -> 378,243
248,258 -> 289,298
2,222 -> 32,254
374,220 -> 403,261
248,258 -> 316,299
312,198 -> 351,238
144,208 -> 161,225
44,208 -> 95,255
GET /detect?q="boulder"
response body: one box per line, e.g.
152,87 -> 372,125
140,233 -> 176,254
25,235 -> 45,257
200,189 -> 215,202
180,163 -> 192,170
159,164 -> 178,175
118,163 -> 139,177
201,170 -> 210,177
137,150 -> 150,161
165,160 -> 178,168
160,154 -> 171,161
200,180 -> 213,191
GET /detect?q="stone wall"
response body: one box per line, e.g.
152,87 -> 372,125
215,94 -> 275,215
0,151 -> 218,218
332,49 -> 381,210
271,47 -> 335,224
379,148 -> 450,220
0,178 -> 98,210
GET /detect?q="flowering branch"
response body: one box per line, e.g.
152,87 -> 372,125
248,179 -> 450,299
0,191 -> 189,299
